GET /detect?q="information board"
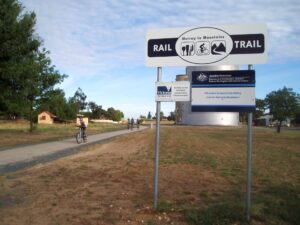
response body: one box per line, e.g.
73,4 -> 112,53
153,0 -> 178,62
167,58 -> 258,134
191,70 -> 255,112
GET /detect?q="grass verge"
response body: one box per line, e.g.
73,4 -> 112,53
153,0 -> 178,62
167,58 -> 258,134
0,120 -> 127,149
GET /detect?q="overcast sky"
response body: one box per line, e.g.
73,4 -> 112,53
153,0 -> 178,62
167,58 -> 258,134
20,0 -> 300,118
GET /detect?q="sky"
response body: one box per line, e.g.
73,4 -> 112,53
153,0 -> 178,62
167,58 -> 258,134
20,0 -> 300,119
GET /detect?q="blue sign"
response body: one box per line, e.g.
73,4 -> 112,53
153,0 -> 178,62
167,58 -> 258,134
157,86 -> 172,95
191,70 -> 255,112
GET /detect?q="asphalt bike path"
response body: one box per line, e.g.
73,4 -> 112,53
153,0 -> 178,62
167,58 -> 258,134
0,126 -> 148,174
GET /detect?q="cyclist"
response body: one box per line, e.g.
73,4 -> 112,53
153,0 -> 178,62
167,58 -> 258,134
78,115 -> 87,141
130,118 -> 134,130
127,118 -> 130,129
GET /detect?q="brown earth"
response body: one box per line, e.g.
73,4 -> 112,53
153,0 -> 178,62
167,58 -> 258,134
0,129 -> 236,225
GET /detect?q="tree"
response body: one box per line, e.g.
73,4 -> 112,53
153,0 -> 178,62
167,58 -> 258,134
255,99 -> 266,117
160,111 -> 164,119
38,88 -> 76,121
25,48 -> 66,130
254,98 -> 266,123
147,111 -> 152,120
71,88 -> 87,113
107,107 -> 124,122
265,87 -> 300,132
140,115 -> 146,120
0,0 -> 40,118
65,97 -> 78,119
139,115 -> 146,123
88,101 -> 104,119
167,111 -> 175,121
295,112 -> 300,125
0,0 -> 67,131
154,111 -> 164,121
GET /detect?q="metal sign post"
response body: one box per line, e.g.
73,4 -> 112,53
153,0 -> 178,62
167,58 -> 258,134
154,67 -> 162,209
246,64 -> 253,221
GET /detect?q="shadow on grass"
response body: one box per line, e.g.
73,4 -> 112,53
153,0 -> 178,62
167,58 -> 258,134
183,183 -> 299,225
252,183 -> 300,225
184,201 -> 244,225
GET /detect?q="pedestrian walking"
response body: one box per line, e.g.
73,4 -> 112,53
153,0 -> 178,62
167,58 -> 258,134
131,118 -> 134,130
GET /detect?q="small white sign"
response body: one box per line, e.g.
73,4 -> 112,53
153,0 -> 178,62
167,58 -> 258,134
146,23 -> 267,67
156,81 -> 190,102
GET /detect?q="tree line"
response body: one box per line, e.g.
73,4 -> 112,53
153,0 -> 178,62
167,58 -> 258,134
0,0 -> 123,130
69,87 -> 124,122
140,111 -> 175,121
244,87 -> 300,132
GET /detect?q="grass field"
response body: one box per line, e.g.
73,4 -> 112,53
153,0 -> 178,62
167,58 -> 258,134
0,120 -> 127,149
0,126 -> 299,225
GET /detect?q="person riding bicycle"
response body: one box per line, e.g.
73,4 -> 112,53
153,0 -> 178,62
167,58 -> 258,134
78,115 -> 87,141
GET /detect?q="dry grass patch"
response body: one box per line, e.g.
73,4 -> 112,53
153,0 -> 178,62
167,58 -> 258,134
0,120 -> 127,149
0,126 -> 299,225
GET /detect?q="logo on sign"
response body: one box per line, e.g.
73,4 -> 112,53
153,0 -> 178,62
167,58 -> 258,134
175,27 -> 233,64
196,41 -> 210,55
196,73 -> 208,82
211,41 -> 226,55
157,86 -> 172,97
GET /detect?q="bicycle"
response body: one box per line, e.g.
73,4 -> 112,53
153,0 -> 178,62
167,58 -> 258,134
76,126 -> 87,144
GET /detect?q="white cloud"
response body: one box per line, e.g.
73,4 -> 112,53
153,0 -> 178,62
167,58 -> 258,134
21,0 -> 300,71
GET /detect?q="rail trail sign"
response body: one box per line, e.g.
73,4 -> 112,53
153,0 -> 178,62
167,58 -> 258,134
146,23 -> 267,67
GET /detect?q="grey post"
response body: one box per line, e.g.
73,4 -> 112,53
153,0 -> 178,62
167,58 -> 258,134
154,67 -> 162,209
246,64 -> 253,221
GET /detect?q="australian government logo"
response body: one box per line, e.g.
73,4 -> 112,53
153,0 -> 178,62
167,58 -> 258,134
175,27 -> 233,64
196,73 -> 208,82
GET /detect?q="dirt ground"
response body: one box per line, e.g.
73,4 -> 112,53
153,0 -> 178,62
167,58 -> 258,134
0,129 -> 242,225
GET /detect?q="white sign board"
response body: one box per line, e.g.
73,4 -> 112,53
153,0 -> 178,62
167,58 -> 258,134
146,23 -> 267,67
156,81 -> 190,102
191,70 -> 255,112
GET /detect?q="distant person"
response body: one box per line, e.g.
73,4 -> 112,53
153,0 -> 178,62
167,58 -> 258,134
131,118 -> 134,130
127,118 -> 130,129
137,119 -> 140,129
79,115 -> 87,141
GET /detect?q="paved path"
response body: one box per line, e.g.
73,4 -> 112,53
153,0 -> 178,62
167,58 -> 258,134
0,126 -> 148,174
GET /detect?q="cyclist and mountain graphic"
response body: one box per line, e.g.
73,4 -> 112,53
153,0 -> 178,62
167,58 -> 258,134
181,41 -> 226,56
